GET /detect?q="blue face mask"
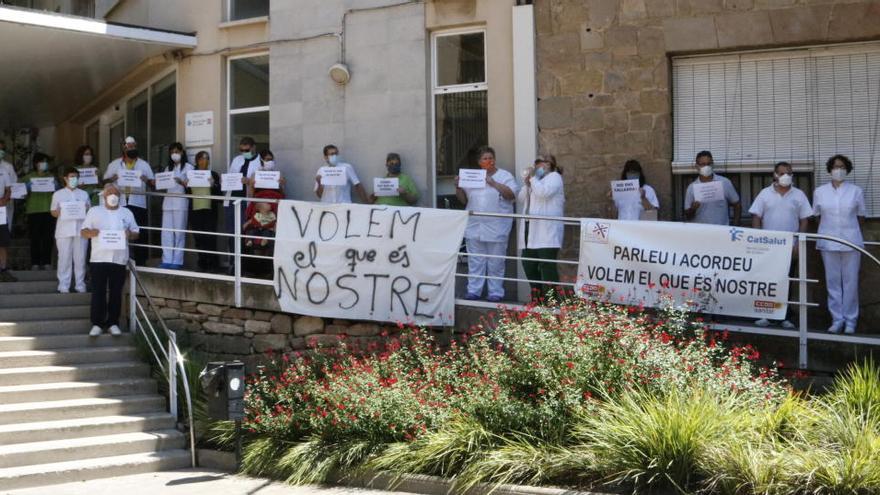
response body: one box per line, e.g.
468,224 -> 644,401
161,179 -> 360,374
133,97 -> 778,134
388,163 -> 401,174
535,167 -> 546,179
242,150 -> 254,160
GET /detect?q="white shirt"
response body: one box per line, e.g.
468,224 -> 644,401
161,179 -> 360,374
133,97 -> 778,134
51,187 -> 90,238
684,174 -> 740,225
224,154 -> 260,206
0,171 -> 10,225
162,162 -> 194,211
315,162 -> 361,204
81,206 -> 140,265
813,181 -> 866,251
104,158 -> 154,209
464,168 -> 519,243
517,171 -> 565,249
615,184 -> 660,221
0,160 -> 14,186
748,185 -> 812,233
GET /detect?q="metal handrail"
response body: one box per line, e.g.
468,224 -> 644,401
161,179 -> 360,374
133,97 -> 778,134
127,259 -> 197,468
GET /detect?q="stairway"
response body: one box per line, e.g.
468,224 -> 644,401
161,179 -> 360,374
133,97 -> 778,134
0,270 -> 190,491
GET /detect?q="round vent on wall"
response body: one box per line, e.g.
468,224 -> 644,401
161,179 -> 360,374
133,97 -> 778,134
329,63 -> 351,85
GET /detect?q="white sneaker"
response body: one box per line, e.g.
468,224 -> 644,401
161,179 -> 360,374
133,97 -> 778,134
89,325 -> 103,337
844,326 -> 856,334
755,318 -> 770,327
781,320 -> 796,330
109,325 -> 122,336
828,321 -> 844,334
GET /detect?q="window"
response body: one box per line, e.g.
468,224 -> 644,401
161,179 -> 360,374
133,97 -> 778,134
85,120 -> 99,166
432,30 -> 488,179
149,74 -> 176,168
227,0 -> 269,21
672,43 -> 880,216
228,53 -> 269,157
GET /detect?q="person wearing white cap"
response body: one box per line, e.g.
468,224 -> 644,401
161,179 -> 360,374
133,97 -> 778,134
81,184 -> 139,337
103,136 -> 154,265
51,167 -> 90,293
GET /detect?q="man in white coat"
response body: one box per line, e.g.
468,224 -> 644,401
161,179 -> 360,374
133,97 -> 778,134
51,167 -> 91,293
0,140 -> 16,236
103,136 -> 154,265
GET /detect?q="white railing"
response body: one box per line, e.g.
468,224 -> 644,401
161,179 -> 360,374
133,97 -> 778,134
127,191 -> 880,370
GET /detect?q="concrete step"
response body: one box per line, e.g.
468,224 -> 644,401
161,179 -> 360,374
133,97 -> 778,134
0,378 -> 157,405
0,395 -> 166,426
0,413 -> 175,446
6,270 -> 58,282
0,333 -> 133,352
0,292 -> 91,309
0,305 -> 90,322
0,280 -> 59,295
0,450 -> 191,491
0,362 -> 150,386
0,346 -> 139,369
0,319 -> 94,337
0,430 -> 184,469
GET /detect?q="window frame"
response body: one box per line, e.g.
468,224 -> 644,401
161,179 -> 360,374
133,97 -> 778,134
226,0 -> 270,22
226,51 -> 270,162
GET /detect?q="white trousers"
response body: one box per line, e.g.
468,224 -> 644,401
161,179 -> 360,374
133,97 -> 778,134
821,250 -> 860,328
466,238 -> 507,299
161,209 -> 188,265
56,236 -> 88,292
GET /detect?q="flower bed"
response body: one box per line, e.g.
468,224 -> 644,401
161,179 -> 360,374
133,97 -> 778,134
209,298 -> 880,494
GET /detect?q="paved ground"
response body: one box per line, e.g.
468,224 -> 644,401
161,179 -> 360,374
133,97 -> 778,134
5,470 -> 418,495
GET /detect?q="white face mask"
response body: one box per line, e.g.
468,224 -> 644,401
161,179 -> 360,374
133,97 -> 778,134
831,168 -> 848,182
777,173 -> 793,187
82,154 -> 93,165
171,153 -> 182,163
37,161 -> 48,172
263,160 -> 275,170
105,194 -> 120,207
698,165 -> 713,177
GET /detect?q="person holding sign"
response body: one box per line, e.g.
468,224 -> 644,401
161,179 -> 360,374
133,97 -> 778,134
74,145 -> 101,206
608,160 -> 659,221
81,184 -> 139,337
0,140 -> 17,236
455,146 -> 519,302
518,154 -> 565,300
0,165 -> 14,282
314,144 -> 368,204
189,151 -> 221,272
103,137 -> 154,265
684,150 -> 741,226
51,168 -> 90,293
814,155 -> 866,334
370,153 -> 419,207
749,161 -> 813,330
247,149 -> 286,196
158,143 -> 193,269
224,137 -> 259,271
22,153 -> 57,270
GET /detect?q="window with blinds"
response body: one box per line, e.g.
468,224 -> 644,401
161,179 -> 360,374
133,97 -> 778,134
672,43 -> 880,216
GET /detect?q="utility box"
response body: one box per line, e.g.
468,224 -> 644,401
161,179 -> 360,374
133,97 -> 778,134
199,361 -> 246,421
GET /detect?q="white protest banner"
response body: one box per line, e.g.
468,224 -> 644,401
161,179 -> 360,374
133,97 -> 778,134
577,219 -> 792,319
319,166 -> 347,186
693,181 -> 725,203
221,173 -> 244,192
274,201 -> 468,326
11,183 -> 27,199
60,201 -> 86,221
458,169 -> 487,189
611,179 -> 640,203
187,170 -> 211,188
96,230 -> 126,250
254,170 -> 281,190
117,170 -> 142,188
373,177 -> 399,197
30,177 -> 56,193
154,171 -> 176,190
78,167 -> 99,185
0,206 -> 5,225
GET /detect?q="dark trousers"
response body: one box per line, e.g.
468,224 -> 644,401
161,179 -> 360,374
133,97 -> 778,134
126,205 -> 148,266
191,208 -> 218,271
521,247 -> 560,299
90,262 -> 126,327
27,212 -> 55,266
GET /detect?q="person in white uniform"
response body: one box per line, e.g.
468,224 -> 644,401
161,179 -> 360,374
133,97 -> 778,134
0,140 -> 16,235
748,161 -> 813,329
81,184 -> 139,337
103,136 -> 154,265
813,154 -> 866,334
159,142 -> 192,269
224,137 -> 259,273
456,146 -> 519,302
314,144 -> 368,204
0,167 -> 14,282
518,154 -> 565,300
609,159 -> 659,221
684,150 -> 741,226
51,168 -> 91,293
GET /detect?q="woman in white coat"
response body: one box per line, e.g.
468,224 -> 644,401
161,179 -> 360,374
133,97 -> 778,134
159,142 -> 192,269
813,154 -> 866,334
518,154 -> 565,300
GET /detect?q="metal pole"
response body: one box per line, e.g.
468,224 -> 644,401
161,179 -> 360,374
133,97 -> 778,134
798,233 -> 808,369
234,199 -> 242,308
168,332 -> 178,423
235,419 -> 242,471
128,267 -> 137,333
